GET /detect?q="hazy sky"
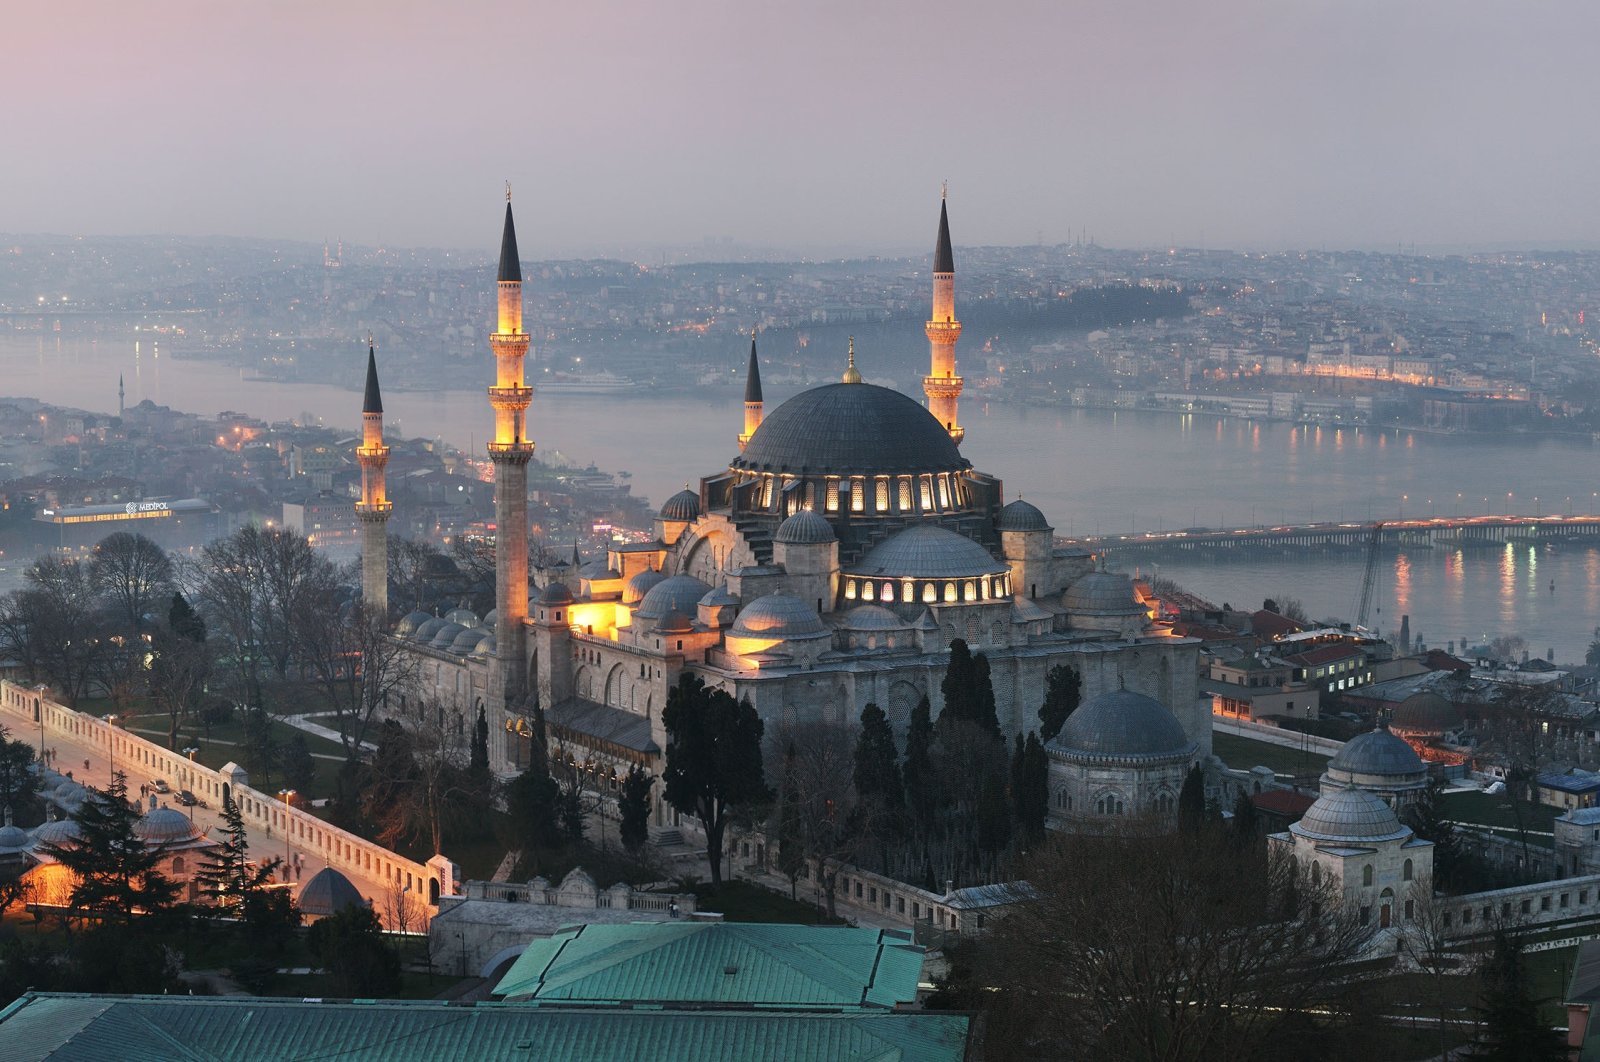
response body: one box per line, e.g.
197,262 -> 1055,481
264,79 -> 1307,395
8,1 -> 1599,256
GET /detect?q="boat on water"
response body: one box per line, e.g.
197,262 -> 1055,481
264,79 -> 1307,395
533,370 -> 634,395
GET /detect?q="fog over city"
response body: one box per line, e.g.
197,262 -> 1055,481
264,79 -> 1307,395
9,1 -> 1600,256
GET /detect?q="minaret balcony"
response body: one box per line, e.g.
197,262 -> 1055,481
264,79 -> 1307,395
356,445 -> 390,462
925,320 -> 963,341
487,440 -> 536,464
488,385 -> 534,408
355,501 -> 393,518
923,375 -> 965,398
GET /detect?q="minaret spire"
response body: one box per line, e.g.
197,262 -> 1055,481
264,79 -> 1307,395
488,193 -> 535,713
842,336 -> 862,384
924,189 -> 964,444
355,337 -> 392,619
738,327 -> 763,450
118,373 -> 124,418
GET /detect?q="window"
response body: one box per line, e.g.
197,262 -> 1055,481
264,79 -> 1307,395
899,478 -> 913,510
1462,908 -> 1472,925
826,480 -> 839,512
845,580 -> 857,600
1403,859 -> 1412,881
1362,864 -> 1373,887
944,582 -> 957,603
875,478 -> 889,512
1541,896 -> 1551,911
881,582 -> 895,602
850,479 -> 864,513
938,476 -> 951,508
1521,899 -> 1531,915
862,582 -> 875,601
920,476 -> 934,510
1359,906 -> 1371,925
1404,898 -> 1414,920
1563,893 -> 1571,909
922,583 -> 936,603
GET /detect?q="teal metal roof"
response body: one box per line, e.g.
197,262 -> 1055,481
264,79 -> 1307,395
0,994 -> 969,1062
492,921 -> 925,1009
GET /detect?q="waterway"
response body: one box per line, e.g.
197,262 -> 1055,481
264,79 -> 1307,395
5,333 -> 1599,662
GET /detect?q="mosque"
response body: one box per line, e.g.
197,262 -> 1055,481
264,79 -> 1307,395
359,192 -> 1205,828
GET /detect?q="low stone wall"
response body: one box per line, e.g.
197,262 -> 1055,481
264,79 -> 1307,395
1214,715 -> 1345,757
0,681 -> 453,906
1437,873 -> 1600,940
460,875 -> 696,914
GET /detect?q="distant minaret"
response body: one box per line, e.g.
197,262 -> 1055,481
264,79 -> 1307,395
489,187 -> 534,707
923,185 -> 964,444
118,374 -> 124,417
355,338 -> 392,618
738,328 -> 763,450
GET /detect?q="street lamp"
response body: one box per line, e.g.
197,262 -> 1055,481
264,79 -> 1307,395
182,747 -> 199,820
278,789 -> 297,880
106,715 -> 119,784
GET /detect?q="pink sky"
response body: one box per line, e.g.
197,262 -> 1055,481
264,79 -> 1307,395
6,1 -> 1598,254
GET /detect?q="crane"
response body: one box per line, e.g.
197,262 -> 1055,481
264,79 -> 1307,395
1355,521 -> 1384,631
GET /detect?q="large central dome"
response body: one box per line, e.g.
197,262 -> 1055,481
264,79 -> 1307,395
732,383 -> 969,476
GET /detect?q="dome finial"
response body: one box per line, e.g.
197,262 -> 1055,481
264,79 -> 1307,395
842,337 -> 862,384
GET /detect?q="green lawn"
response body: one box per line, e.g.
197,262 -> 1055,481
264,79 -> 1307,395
1212,731 -> 1332,778
1438,790 -> 1559,840
112,707 -> 352,802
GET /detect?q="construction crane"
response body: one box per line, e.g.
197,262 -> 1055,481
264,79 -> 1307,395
1355,521 -> 1384,631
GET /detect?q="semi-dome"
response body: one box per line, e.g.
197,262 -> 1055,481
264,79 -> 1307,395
395,610 -> 432,637
470,633 -> 496,658
429,621 -> 466,650
775,509 -> 836,545
1048,690 -> 1194,762
852,525 -> 1007,579
413,616 -> 446,644
635,574 -> 713,620
843,604 -> 907,630
729,593 -> 830,640
1391,693 -> 1460,734
623,568 -> 667,604
298,866 -> 367,917
660,488 -> 702,522
1292,787 -> 1410,843
136,807 -> 202,845
1064,571 -> 1145,614
732,383 -> 971,477
1328,723 -> 1424,777
656,609 -> 694,634
699,584 -> 739,608
997,498 -> 1051,532
538,582 -> 574,606
444,607 -> 479,628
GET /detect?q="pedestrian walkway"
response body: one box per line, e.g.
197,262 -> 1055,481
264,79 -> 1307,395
281,713 -> 377,754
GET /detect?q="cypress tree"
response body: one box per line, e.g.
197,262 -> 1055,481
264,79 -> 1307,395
661,674 -> 770,888
618,765 -> 653,854
940,639 -> 979,728
973,652 -> 1000,737
1474,928 -> 1566,1061
1178,764 -> 1207,834
193,789 -> 280,913
853,703 -> 903,810
903,695 -> 937,834
1230,789 -> 1259,846
1038,664 -> 1081,743
470,704 -> 490,776
1017,732 -> 1049,845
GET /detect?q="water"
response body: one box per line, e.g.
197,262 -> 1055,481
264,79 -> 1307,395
6,332 -> 1599,662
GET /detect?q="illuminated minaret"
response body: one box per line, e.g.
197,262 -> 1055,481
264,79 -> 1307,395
923,186 -> 964,445
738,328 -> 762,451
488,189 -> 534,706
354,338 -> 392,618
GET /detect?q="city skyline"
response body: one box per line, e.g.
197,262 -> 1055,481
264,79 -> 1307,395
8,1 -> 1600,257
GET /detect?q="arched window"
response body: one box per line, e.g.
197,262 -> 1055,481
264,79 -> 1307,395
964,581 -> 976,602
899,478 -> 913,510
944,582 -> 957,603
1403,858 -> 1413,882
862,582 -> 875,602
922,583 -> 936,604
1363,864 -> 1374,887
845,580 -> 857,600
1312,860 -> 1321,884
875,478 -> 889,512
881,582 -> 895,603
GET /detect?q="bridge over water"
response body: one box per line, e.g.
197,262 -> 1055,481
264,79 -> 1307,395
1070,515 -> 1600,560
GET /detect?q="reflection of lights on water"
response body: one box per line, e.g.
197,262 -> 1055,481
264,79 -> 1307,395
1394,553 -> 1411,613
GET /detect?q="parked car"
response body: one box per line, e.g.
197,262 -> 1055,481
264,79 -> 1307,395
177,789 -> 199,807
152,779 -> 171,794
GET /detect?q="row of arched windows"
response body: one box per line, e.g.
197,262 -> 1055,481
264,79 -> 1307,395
843,573 -> 1011,605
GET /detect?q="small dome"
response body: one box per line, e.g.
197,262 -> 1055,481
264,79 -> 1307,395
623,568 -> 668,605
656,609 -> 694,633
997,498 -> 1051,532
470,633 -> 496,658
482,608 -> 498,628
1292,788 -> 1410,843
635,574 -> 713,620
843,604 -> 906,631
136,807 -> 201,845
1064,571 -> 1145,615
298,866 -> 367,916
538,582 -> 574,606
1048,690 -> 1193,762
699,584 -> 739,608
413,616 -> 446,643
31,819 -> 82,849
1391,693 -> 1460,734
429,621 -> 466,650
395,610 -> 432,637
0,825 -> 28,853
444,607 -> 478,628
852,525 -> 1008,579
660,489 -> 702,522
1328,723 -> 1424,777
729,593 -> 830,640
450,627 -> 489,654
775,510 -> 836,545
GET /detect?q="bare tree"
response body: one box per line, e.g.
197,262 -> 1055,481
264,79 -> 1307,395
293,596 -> 418,761
973,821 -> 1375,1061
386,535 -> 447,615
2,557 -> 110,706
363,702 -> 472,857
88,531 -> 173,632
766,721 -> 862,918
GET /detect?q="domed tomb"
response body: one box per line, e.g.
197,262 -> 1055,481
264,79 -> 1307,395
538,582 -> 574,606
1291,787 -> 1411,844
298,867 -> 367,917
136,807 -> 206,847
1320,722 -> 1428,808
1048,689 -> 1195,764
1390,693 -> 1460,736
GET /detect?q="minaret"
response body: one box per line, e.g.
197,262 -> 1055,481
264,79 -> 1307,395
118,374 -> 124,417
488,189 -> 534,707
355,338 -> 392,618
923,186 -> 964,445
738,328 -> 763,450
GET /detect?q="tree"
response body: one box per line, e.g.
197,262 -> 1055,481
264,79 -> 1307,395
88,532 -> 173,632
618,765 -> 653,854
1263,595 -> 1308,623
975,824 -> 1375,1061
293,595 -> 417,762
1230,789 -> 1260,845
772,742 -> 807,900
1038,664 -> 1081,743
361,709 -> 473,857
470,705 -> 490,777
387,534 -> 448,614
1403,778 -> 1473,892
37,773 -> 180,924
1178,763 -> 1206,833
305,905 -> 401,997
503,762 -> 564,874
282,733 -> 316,793
902,694 -> 939,880
0,557 -> 110,706
1472,927 -> 1565,1061
148,592 -> 212,750
0,726 -> 41,821
661,673 -> 770,888
939,639 -> 999,737
766,720 -> 858,916
192,789 -> 280,915
1013,732 -> 1049,847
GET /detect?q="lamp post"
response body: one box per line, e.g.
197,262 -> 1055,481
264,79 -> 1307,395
182,747 -> 199,820
278,789 -> 296,879
106,715 -> 119,784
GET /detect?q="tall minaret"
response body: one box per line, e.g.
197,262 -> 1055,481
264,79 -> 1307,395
923,186 -> 964,445
355,338 -> 392,618
488,189 -> 534,707
738,328 -> 762,451
118,374 -> 124,417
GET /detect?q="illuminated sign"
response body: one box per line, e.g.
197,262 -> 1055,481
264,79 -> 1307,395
125,501 -> 168,515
